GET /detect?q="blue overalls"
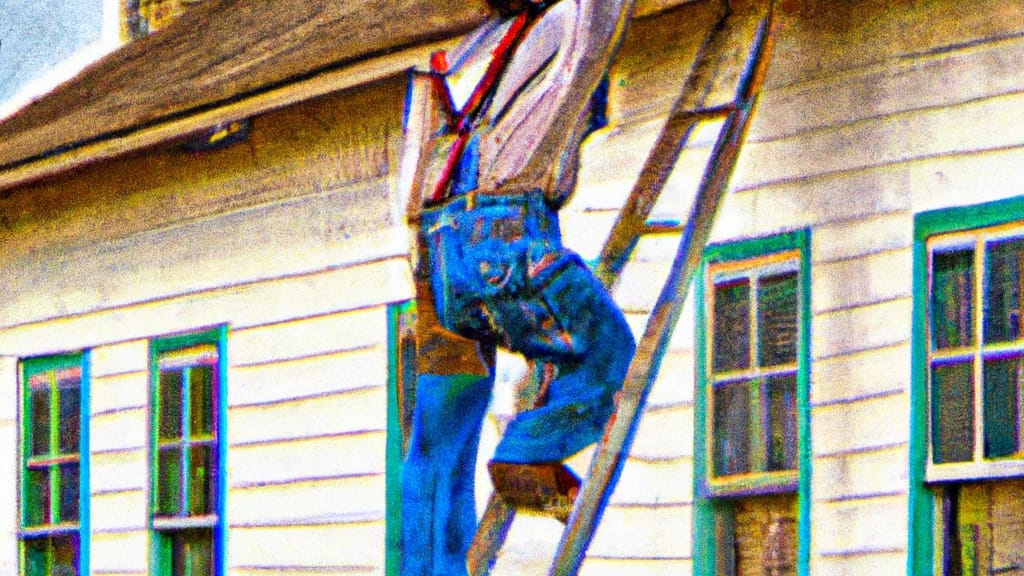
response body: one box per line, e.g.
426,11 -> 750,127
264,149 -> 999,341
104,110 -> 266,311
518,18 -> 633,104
401,131 -> 635,574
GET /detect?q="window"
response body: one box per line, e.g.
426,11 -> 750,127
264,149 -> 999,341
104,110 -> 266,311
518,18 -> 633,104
912,201 -> 1024,576
926,227 -> 1024,479
21,354 -> 88,576
694,232 -> 809,576
707,251 -> 800,486
385,301 -> 417,576
150,329 -> 226,576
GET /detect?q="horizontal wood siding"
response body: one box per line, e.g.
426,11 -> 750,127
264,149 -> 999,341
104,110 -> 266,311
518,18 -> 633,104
559,7 -> 711,567
89,337 -> 149,575
0,357 -> 16,575
0,73 -> 410,574
0,77 -> 407,331
720,0 -> 1024,571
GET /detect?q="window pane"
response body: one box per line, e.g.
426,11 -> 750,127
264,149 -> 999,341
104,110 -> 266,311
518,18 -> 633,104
713,380 -> 751,476
58,378 -> 80,455
24,538 -> 48,576
932,361 -> 975,464
173,530 -> 213,576
25,467 -> 51,526
157,446 -> 182,515
189,365 -> 214,438
52,533 -> 80,576
30,384 -> 51,457
932,248 -> 974,350
982,356 -> 1022,459
59,464 -> 80,523
758,271 -> 799,367
159,370 -> 184,440
713,279 -> 751,373
984,238 -> 1024,344
766,374 -> 798,471
189,444 -> 216,515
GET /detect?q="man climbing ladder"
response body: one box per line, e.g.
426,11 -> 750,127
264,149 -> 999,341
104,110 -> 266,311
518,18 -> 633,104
395,0 -> 635,571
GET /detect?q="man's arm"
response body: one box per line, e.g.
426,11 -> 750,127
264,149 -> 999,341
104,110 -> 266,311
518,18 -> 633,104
396,72 -> 447,220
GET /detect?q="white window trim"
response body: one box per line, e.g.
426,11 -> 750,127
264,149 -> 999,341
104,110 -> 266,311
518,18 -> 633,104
925,224 -> 1024,483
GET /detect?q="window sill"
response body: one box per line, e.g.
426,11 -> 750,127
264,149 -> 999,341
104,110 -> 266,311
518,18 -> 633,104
152,514 -> 219,531
19,523 -> 80,538
703,470 -> 799,498
925,459 -> 1024,484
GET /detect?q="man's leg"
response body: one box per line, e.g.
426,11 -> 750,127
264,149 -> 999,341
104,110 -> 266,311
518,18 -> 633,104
492,256 -> 636,464
401,279 -> 495,576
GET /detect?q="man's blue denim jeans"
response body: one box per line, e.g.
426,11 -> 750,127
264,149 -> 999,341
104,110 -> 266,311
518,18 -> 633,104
401,191 -> 635,575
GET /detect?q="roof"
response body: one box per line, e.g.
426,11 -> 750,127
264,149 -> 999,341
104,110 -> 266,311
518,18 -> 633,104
0,0 -> 489,181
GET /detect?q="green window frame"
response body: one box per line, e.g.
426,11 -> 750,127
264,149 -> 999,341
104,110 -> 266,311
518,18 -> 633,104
912,198 -> 1024,576
149,327 -> 227,576
385,301 -> 417,576
693,230 -> 811,576
20,353 -> 90,576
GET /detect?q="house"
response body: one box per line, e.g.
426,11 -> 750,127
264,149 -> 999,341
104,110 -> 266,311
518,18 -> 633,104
1,0 -> 1023,575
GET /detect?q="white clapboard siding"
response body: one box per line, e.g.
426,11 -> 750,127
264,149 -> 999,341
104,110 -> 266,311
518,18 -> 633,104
229,346 -> 387,408
752,34 -> 1024,142
231,569 -> 375,576
810,551 -> 907,576
733,90 -> 1024,192
228,474 -> 384,526
812,211 -> 913,265
227,522 -> 384,569
609,456 -> 693,506
587,504 -> 692,559
90,530 -> 149,574
609,0 -> 718,126
91,490 -> 147,532
228,307 -> 388,368
91,372 -> 148,417
0,360 -> 15,576
712,165 -> 912,244
227,387 -> 386,446
0,200 -> 406,331
90,408 -> 148,454
812,494 -> 909,556
90,339 -> 149,378
813,445 -> 909,503
811,343 -> 910,407
810,248 -> 913,315
764,0 -> 1024,90
581,557 -> 692,576
908,146 -> 1024,213
629,405 -> 693,461
228,432 -> 386,487
647,351 -> 695,408
90,449 -> 148,495
812,298 -> 912,361
613,260 -> 675,314
812,393 -> 910,458
0,257 -> 413,358
559,209 -> 620,262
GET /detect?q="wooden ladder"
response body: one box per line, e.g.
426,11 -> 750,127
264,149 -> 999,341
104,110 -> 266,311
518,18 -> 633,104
466,1 -> 776,573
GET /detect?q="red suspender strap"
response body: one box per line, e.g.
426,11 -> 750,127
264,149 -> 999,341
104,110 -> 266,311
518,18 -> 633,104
428,9 -> 534,203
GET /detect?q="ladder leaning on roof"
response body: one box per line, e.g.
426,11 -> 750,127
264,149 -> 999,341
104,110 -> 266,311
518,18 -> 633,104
466,0 -> 777,573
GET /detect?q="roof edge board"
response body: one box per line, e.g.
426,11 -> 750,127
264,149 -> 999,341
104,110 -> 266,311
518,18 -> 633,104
0,37 -> 457,194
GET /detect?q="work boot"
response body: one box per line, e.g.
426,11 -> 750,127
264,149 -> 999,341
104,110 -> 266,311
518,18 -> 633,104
487,461 -> 581,523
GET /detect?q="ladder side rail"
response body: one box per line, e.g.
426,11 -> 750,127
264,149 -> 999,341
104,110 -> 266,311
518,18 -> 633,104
467,4 -> 774,574
549,8 -> 774,573
593,0 -> 732,287
467,9 -> 726,571
595,0 -> 770,286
